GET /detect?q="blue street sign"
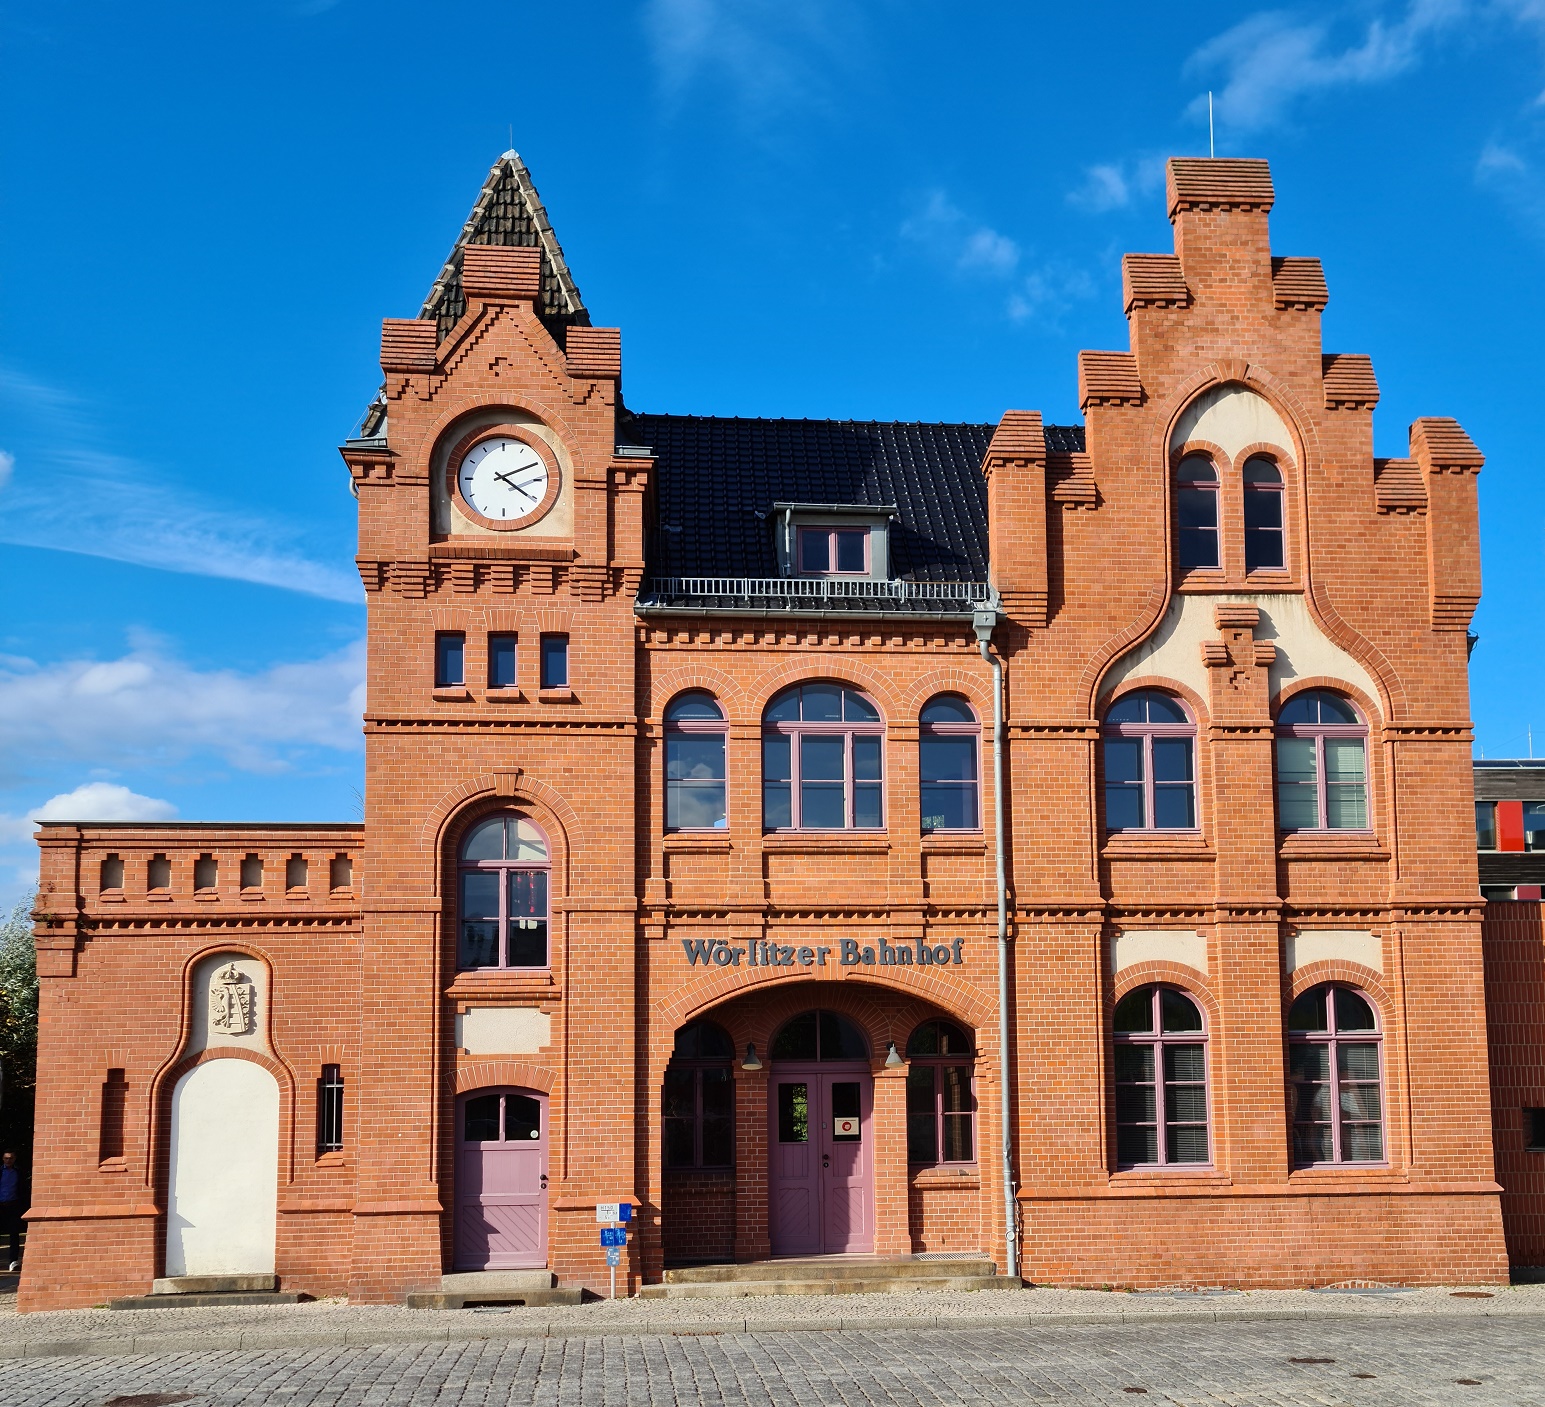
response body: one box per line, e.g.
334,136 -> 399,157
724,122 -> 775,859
600,1227 -> 627,1247
617,1202 -> 634,1223
605,1247 -> 622,1266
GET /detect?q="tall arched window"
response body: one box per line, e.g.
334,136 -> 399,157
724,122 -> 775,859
1288,984 -> 1384,1165
1113,984 -> 1210,1167
1176,456 -> 1220,569
1275,691 -> 1368,831
906,1019 -> 975,1165
762,683 -> 884,830
457,814 -> 550,970
1243,456 -> 1285,572
665,691 -> 727,830
1102,691 -> 1197,831
920,694 -> 980,832
663,1020 -> 734,1169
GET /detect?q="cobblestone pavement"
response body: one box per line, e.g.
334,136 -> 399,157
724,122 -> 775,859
3,1316 -> 1543,1407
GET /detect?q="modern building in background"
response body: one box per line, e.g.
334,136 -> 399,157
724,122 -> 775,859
1477,761 -> 1545,900
25,155 -> 1523,1310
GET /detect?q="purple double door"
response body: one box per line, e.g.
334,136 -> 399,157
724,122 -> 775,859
456,1088 -> 548,1270
767,1065 -> 874,1256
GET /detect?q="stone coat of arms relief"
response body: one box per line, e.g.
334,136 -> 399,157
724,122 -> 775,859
210,962 -> 255,1036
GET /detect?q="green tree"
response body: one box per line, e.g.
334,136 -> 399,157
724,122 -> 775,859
0,892 -> 38,1167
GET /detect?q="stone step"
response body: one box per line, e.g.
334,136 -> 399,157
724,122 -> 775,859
439,1270 -> 557,1293
152,1273 -> 279,1295
111,1292 -> 305,1310
662,1256 -> 996,1285
407,1287 -> 586,1309
639,1273 -> 1020,1300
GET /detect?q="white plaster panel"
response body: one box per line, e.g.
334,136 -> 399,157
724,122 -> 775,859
188,952 -> 270,1056
1102,592 -> 1380,711
431,403 -> 574,540
1286,930 -> 1382,974
165,1058 -> 279,1277
458,1006 -> 551,1055
1172,384 -> 1294,462
1111,929 -> 1208,975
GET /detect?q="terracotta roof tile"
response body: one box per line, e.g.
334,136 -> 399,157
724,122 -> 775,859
1322,353 -> 1380,408
1374,458 -> 1427,513
566,327 -> 622,381
1122,254 -> 1189,311
1271,257 -> 1329,309
1411,417 -> 1485,470
985,410 -> 1045,462
1078,351 -> 1143,408
1167,158 -> 1274,216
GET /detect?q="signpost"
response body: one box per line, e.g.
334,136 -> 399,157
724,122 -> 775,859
596,1201 -> 634,1298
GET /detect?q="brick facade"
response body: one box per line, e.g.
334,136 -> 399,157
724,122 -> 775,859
22,154 -> 1521,1310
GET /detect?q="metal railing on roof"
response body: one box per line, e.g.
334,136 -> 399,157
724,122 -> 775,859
635,575 -> 994,616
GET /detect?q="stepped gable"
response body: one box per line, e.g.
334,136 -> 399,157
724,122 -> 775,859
628,414 -> 1085,584
1122,254 -> 1189,311
1271,257 -> 1329,310
1322,353 -> 1380,409
1166,157 -> 1274,214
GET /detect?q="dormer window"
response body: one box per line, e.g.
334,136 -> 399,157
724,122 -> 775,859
798,526 -> 869,576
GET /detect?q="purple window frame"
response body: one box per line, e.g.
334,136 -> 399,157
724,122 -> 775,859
796,525 -> 870,576
1288,983 -> 1386,1167
1112,984 -> 1212,1170
1243,456 -> 1287,573
456,813 -> 551,971
1101,693 -> 1199,832
1176,456 -> 1220,571
664,691 -> 729,832
919,694 -> 982,833
762,684 -> 885,831
1274,693 -> 1370,832
905,1020 -> 976,1166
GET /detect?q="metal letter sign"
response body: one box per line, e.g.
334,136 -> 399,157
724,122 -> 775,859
600,1227 -> 627,1247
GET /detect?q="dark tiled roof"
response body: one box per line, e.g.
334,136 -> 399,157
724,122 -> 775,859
628,414 -> 1085,585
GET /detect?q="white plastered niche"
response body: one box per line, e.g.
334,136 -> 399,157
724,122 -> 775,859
1172,384 -> 1295,462
430,405 -> 575,540
1103,593 -> 1380,714
187,950 -> 273,1057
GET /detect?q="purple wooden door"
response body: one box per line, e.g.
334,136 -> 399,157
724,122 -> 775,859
456,1089 -> 547,1270
768,1066 -> 873,1256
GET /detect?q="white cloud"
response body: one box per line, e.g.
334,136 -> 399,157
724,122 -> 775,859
1067,157 -> 1167,214
0,368 -> 360,604
1185,1 -> 1472,134
0,638 -> 366,780
902,191 -> 1022,276
0,782 -> 180,844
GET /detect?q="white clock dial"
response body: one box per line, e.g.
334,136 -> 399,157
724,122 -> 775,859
457,436 -> 550,522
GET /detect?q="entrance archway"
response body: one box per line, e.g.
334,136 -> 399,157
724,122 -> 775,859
166,1057 -> 279,1277
768,1010 -> 874,1256
455,1087 -> 548,1270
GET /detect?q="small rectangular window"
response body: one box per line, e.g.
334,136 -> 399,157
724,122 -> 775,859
1477,802 -> 1498,851
318,1065 -> 345,1155
100,1069 -> 127,1162
488,634 -> 518,689
1484,886 -> 1518,902
193,854 -> 217,891
1526,802 -> 1545,853
797,526 -> 868,576
435,632 -> 465,687
540,634 -> 569,689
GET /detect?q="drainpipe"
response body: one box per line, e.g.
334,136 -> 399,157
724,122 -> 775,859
973,603 -> 1018,1281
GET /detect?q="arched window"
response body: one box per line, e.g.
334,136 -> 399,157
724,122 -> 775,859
1288,984 -> 1384,1165
1102,691 -> 1197,831
1176,456 -> 1220,569
762,683 -> 884,830
663,1020 -> 734,1169
1243,457 -> 1285,572
920,694 -> 980,832
906,1019 -> 975,1165
665,691 -> 727,830
1275,691 -> 1368,831
457,814 -> 550,970
1113,984 -> 1210,1167
769,1009 -> 870,1061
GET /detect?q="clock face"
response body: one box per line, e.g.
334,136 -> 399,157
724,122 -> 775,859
457,436 -> 551,522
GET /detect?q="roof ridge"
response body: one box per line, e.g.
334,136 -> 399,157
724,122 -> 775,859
631,412 -> 1083,430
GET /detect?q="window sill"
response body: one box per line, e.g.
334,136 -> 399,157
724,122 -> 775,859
1277,832 -> 1388,859
909,1166 -> 980,1190
1286,1164 -> 1396,1182
97,1158 -> 128,1174
922,834 -> 987,854
193,891 -> 219,902
761,832 -> 890,853
483,687 -> 526,703
146,891 -> 173,902
1101,833 -> 1211,858
314,1151 -> 347,1170
662,1166 -> 736,1181
239,890 -> 265,902
445,970 -> 560,1002
98,890 -> 125,904
663,833 -> 733,851
1108,1167 -> 1226,1185
538,688 -> 575,703
432,686 -> 471,701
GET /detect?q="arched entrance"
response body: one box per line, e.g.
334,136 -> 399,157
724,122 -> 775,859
455,1088 -> 548,1270
768,1010 -> 873,1256
166,1058 -> 279,1277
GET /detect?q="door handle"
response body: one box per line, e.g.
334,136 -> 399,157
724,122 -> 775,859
540,1173 -> 548,1188
822,1155 -> 830,1168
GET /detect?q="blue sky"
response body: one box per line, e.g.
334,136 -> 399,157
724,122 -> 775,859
4,0 -> 1544,906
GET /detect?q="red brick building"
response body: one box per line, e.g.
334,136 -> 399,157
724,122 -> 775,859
23,154 -> 1517,1310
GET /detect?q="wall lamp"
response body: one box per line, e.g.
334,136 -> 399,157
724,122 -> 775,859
885,1042 -> 904,1068
741,1042 -> 762,1071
